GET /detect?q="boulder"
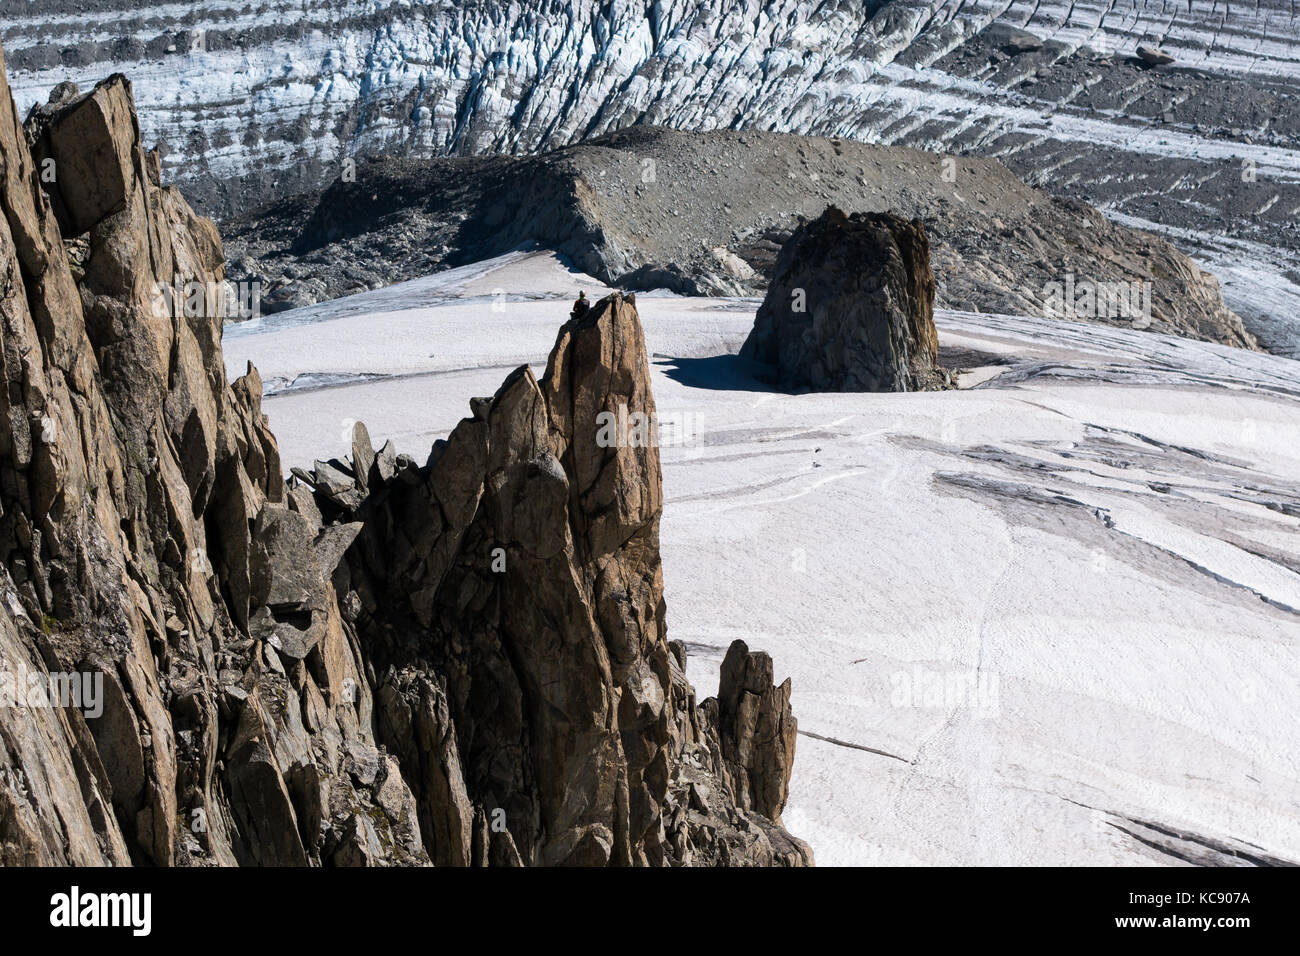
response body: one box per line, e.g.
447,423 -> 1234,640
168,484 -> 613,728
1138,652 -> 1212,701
1136,45 -> 1176,66
741,206 -> 950,392
1002,32 -> 1043,55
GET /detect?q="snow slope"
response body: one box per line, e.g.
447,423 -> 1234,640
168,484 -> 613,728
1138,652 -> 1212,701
224,253 -> 1300,866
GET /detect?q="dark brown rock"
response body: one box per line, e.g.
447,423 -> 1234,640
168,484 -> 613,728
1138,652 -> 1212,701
1002,33 -> 1043,55
741,206 -> 950,392
1136,46 -> 1176,67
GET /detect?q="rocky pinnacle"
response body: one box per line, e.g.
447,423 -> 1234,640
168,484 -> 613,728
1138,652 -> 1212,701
0,46 -> 809,867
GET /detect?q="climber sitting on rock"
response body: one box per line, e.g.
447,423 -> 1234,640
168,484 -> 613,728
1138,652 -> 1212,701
571,290 -> 590,320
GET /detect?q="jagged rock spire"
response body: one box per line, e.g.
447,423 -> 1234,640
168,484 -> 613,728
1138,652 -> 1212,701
0,45 -> 809,866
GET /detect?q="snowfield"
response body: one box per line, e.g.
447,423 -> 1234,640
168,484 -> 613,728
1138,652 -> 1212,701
224,252 -> 1300,866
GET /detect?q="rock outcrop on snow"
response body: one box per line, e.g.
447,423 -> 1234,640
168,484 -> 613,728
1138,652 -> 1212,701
741,208 -> 949,393
0,49 -> 809,867
1135,46 -> 1176,67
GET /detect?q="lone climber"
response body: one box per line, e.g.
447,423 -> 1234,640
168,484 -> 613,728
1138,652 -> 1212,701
571,290 -> 590,321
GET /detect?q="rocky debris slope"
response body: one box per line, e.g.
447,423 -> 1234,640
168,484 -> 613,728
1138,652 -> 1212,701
0,49 -> 809,866
741,208 -> 949,393
225,127 -> 1255,351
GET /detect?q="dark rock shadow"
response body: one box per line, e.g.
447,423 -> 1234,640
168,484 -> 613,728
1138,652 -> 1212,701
659,345 -> 1017,395
653,353 -> 778,392
937,344 -> 1014,371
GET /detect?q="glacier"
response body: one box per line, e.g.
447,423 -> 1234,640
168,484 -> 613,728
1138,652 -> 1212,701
3,0 -> 1296,350
223,251 -> 1300,866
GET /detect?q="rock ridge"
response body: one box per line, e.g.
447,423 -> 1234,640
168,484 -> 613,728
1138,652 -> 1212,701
223,128 -> 1257,352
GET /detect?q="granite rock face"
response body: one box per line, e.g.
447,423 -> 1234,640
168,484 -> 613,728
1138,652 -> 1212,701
0,47 -> 809,867
741,207 -> 950,392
